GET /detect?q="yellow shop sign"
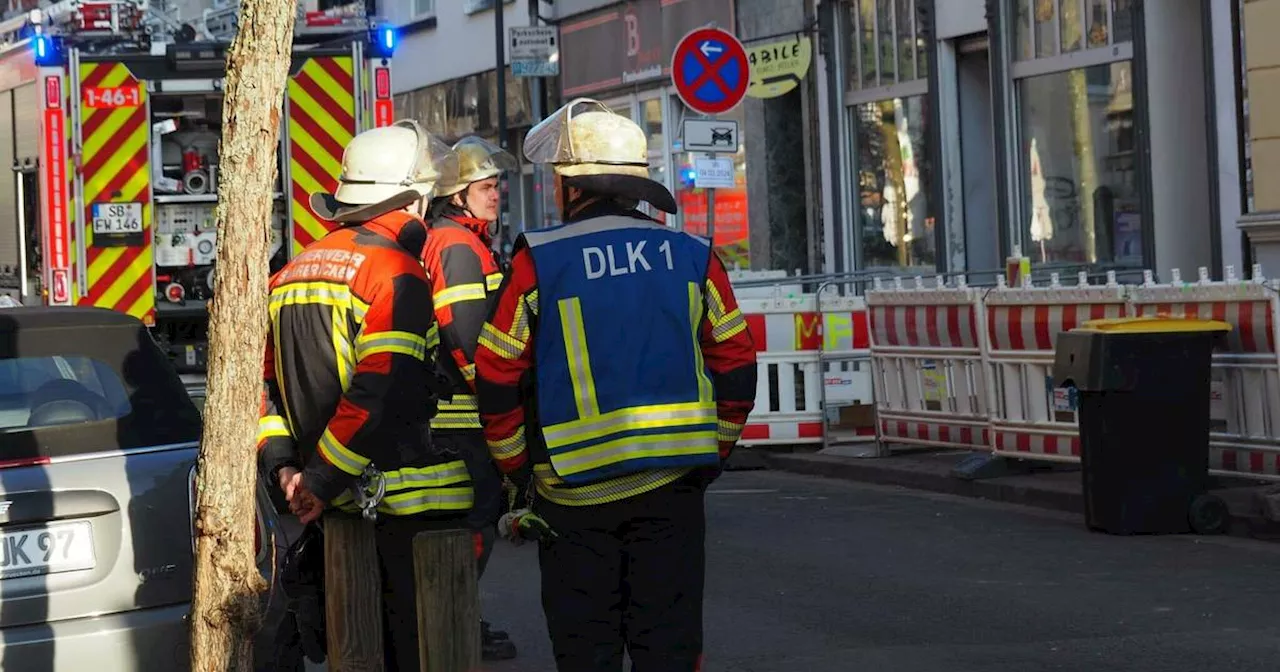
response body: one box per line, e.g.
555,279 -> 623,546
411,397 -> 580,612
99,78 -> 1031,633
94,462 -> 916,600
747,36 -> 812,99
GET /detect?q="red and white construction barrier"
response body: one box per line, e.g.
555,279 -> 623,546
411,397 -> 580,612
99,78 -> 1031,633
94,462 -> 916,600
1129,267 -> 1280,478
866,265 -> 1280,482
985,271 -> 1127,462
868,276 -> 991,452
736,291 -> 873,446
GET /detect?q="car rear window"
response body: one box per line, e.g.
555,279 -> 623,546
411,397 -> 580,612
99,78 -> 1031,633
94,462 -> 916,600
0,356 -> 132,431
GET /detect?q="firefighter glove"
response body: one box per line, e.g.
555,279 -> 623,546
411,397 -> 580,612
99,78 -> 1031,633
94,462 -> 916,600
498,508 -> 557,546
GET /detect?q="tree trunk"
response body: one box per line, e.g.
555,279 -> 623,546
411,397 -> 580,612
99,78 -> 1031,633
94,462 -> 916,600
190,1 -> 297,670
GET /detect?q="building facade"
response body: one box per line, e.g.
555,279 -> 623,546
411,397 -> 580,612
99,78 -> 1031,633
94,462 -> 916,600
389,0 -> 553,251
1236,0 -> 1280,273
815,0 -> 1238,283
550,0 -> 821,274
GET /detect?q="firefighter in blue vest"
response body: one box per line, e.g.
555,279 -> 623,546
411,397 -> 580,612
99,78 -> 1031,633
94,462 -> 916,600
474,98 -> 759,671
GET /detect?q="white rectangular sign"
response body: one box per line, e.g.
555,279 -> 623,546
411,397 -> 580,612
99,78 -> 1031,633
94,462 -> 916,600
682,119 -> 739,153
510,25 -> 559,60
694,158 -> 736,189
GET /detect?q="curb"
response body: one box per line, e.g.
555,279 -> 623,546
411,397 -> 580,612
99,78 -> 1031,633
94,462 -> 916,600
760,452 -> 1280,542
761,452 -> 1082,513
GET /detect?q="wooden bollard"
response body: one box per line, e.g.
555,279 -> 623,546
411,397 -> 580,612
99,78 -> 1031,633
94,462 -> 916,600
414,529 -> 481,672
325,515 -> 385,671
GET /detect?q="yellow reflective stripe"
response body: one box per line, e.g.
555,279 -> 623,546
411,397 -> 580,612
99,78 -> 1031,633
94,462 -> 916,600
333,487 -> 475,514
439,395 -> 479,411
479,322 -> 526,359
272,323 -> 292,428
512,296 -> 531,343
377,487 -> 474,513
689,283 -> 714,403
257,415 -> 291,442
526,290 -> 539,316
318,428 -> 368,476
381,461 -> 471,492
705,280 -> 730,322
550,430 -> 718,478
717,419 -> 744,443
533,464 -> 691,506
333,306 -> 354,391
461,362 -> 476,381
434,282 -> 487,308
489,427 -> 526,460
430,413 -> 481,429
352,296 -> 370,323
269,281 -> 351,315
559,297 -> 600,418
427,322 -> 440,350
712,309 -> 747,342
354,330 -> 428,361
486,272 -> 504,291
542,401 -> 717,448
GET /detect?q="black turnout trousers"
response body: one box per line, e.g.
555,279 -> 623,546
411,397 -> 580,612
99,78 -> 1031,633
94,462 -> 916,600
375,514 -> 469,672
434,430 -> 504,577
535,478 -> 707,672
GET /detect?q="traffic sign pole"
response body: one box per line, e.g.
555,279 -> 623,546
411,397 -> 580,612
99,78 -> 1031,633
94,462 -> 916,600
707,154 -> 716,248
527,0 -> 545,231
671,26 -> 748,250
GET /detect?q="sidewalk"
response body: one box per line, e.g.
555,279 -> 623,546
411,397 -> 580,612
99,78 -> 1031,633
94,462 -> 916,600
743,447 -> 1280,542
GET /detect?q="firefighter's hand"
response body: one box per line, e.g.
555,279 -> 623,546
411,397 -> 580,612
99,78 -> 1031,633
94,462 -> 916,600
285,478 -> 324,525
278,466 -> 302,499
498,508 -> 557,545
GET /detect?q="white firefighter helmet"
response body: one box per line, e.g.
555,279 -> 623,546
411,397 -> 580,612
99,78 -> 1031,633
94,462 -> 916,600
311,119 -> 460,222
436,136 -> 518,198
523,98 -> 677,213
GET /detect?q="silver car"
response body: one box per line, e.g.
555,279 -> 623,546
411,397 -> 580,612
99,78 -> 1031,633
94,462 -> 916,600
0,307 -> 298,671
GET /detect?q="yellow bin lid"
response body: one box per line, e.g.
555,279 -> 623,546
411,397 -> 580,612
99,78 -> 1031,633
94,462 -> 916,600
1077,316 -> 1233,334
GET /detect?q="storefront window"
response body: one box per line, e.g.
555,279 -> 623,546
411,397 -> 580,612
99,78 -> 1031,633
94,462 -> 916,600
1017,61 -> 1140,265
848,0 -> 927,90
853,96 -> 935,270
671,99 -> 748,270
1016,0 -> 1131,61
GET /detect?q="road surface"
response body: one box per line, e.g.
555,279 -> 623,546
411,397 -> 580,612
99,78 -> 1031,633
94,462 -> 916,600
479,470 -> 1280,671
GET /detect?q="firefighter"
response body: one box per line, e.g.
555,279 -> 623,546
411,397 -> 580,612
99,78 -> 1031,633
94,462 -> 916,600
257,119 -> 470,672
420,135 -> 519,661
474,98 -> 759,671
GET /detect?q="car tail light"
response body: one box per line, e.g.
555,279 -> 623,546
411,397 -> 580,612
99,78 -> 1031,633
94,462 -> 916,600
0,456 -> 51,470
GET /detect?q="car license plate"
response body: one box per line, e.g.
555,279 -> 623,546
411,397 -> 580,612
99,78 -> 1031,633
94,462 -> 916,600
91,202 -> 143,235
0,521 -> 95,579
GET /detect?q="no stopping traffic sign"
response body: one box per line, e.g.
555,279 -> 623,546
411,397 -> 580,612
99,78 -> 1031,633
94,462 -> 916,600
671,27 -> 749,116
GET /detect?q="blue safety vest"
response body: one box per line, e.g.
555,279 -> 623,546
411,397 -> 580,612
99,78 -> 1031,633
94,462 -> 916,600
522,214 -> 721,485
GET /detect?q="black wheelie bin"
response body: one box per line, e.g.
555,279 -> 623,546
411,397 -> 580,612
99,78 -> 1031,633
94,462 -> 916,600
1053,316 -> 1231,535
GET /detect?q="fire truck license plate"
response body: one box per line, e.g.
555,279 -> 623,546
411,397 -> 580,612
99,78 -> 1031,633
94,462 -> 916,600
92,203 -> 143,235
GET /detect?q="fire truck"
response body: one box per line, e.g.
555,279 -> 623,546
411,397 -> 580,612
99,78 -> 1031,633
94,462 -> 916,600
0,0 -> 400,371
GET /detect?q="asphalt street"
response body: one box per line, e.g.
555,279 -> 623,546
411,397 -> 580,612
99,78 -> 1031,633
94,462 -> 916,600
477,470 -> 1280,672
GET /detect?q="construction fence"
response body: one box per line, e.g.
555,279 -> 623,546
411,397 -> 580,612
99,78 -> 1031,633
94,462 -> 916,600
728,265 -> 1280,483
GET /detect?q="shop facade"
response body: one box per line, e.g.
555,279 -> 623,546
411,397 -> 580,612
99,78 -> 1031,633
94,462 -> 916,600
389,0 -> 550,256
555,0 -> 815,273
824,0 -> 1236,281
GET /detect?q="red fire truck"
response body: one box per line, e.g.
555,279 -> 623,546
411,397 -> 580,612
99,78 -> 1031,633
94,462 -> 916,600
0,0 -> 399,371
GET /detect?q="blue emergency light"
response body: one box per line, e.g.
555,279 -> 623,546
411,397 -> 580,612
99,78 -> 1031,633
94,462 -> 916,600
33,34 -> 64,66
370,25 -> 397,59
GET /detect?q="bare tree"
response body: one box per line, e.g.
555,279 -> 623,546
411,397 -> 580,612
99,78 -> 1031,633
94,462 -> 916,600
190,0 -> 297,669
